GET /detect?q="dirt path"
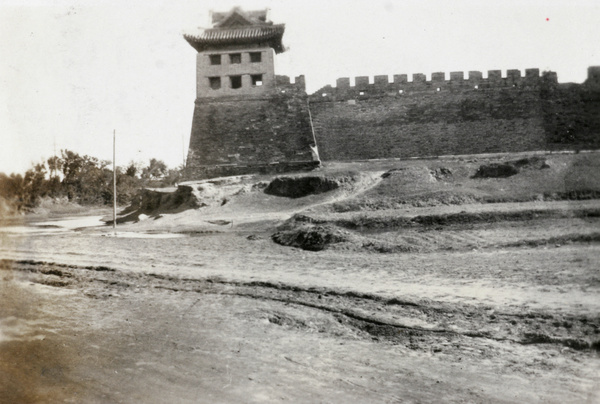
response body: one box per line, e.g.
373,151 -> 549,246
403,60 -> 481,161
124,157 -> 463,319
1,260 -> 599,403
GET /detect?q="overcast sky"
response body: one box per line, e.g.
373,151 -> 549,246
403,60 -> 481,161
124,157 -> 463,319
1,0 -> 599,174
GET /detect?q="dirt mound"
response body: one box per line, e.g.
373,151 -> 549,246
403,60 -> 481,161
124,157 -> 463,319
304,207 -> 600,231
264,176 -> 341,198
430,167 -> 452,181
116,185 -> 200,223
473,156 -> 549,178
381,166 -> 438,183
272,224 -> 350,251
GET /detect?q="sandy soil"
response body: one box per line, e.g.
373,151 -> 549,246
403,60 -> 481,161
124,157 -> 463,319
1,153 -> 600,403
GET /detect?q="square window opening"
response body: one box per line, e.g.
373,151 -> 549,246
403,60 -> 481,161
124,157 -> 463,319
230,75 -> 242,89
229,53 -> 241,64
251,74 -> 263,86
209,77 -> 221,90
250,52 -> 262,63
209,55 -> 221,65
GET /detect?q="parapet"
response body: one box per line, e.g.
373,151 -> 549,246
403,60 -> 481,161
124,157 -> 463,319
374,75 -> 389,86
394,74 -> 408,84
275,75 -> 306,92
488,70 -> 502,82
413,73 -> 426,83
309,67 -> 559,100
586,66 -> 600,86
355,76 -> 370,88
468,71 -> 482,81
450,72 -> 464,81
431,72 -> 445,81
525,68 -> 540,79
336,77 -> 351,88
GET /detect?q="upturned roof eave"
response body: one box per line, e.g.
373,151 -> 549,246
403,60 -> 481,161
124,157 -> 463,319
183,24 -> 285,53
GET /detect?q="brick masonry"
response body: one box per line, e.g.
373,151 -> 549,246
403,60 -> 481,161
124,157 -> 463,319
309,87 -> 546,160
185,68 -> 600,180
308,69 -> 600,162
185,76 -> 319,180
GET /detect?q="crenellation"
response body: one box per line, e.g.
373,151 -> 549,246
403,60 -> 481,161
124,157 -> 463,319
468,71 -> 482,81
431,72 -> 445,81
394,74 -> 408,84
506,69 -> 521,81
274,75 -> 307,92
295,75 -> 306,89
545,71 -> 558,83
413,73 -> 427,83
488,70 -> 502,82
336,77 -> 350,88
355,76 -> 370,88
585,66 -> 600,87
310,67 -> 564,97
374,75 -> 389,86
450,71 -> 464,81
589,66 -> 600,81
275,75 -> 290,85
525,68 -> 540,79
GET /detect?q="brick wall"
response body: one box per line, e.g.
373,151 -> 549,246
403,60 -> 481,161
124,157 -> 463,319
196,46 -> 276,98
542,81 -> 600,149
185,67 -> 600,180
185,76 -> 319,179
310,86 -> 547,161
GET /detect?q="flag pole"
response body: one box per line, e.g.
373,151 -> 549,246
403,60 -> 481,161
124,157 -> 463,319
113,129 -> 117,236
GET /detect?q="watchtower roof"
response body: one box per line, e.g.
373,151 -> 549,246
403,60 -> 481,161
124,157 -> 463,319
184,7 -> 285,53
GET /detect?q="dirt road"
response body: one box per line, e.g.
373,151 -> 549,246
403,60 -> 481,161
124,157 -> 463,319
1,225 -> 599,403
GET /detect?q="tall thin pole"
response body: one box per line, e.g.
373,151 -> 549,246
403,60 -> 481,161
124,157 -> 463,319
182,132 -> 186,167
113,130 -> 117,235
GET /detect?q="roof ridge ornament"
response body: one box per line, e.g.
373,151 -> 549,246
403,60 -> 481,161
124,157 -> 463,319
212,7 -> 270,28
184,7 -> 285,54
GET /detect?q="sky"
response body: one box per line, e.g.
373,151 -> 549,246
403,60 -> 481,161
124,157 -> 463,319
1,0 -> 599,174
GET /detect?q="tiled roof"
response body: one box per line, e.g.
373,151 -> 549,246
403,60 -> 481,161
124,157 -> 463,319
184,25 -> 285,53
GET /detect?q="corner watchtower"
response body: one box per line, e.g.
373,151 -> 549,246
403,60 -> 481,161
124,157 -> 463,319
184,8 -> 285,98
183,8 -> 319,180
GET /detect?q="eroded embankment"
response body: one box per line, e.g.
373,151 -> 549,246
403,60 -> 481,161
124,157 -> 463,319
115,171 -> 380,226
2,259 -> 599,354
272,205 -> 600,252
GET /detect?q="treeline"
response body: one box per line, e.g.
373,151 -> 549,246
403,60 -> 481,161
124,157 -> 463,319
0,149 -> 183,212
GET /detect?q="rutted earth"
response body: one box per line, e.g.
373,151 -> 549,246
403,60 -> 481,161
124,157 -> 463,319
1,153 -> 600,403
1,256 -> 599,403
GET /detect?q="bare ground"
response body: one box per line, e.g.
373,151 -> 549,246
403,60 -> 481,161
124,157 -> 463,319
1,152 -> 600,403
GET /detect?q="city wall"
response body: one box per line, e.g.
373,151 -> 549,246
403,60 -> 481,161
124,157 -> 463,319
309,69 -> 541,161
185,67 -> 600,179
306,68 -> 600,162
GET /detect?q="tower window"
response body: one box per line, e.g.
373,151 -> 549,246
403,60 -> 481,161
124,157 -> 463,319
250,52 -> 262,63
209,77 -> 221,90
251,74 -> 263,86
230,75 -> 242,89
229,53 -> 241,64
209,55 -> 221,65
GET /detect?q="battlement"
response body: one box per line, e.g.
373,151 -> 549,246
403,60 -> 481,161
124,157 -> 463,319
275,75 -> 307,92
586,66 -> 600,87
310,68 -> 556,100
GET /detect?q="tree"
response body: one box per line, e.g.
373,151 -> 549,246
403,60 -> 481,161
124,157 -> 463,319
59,150 -> 111,204
124,161 -> 141,178
142,158 -> 168,182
